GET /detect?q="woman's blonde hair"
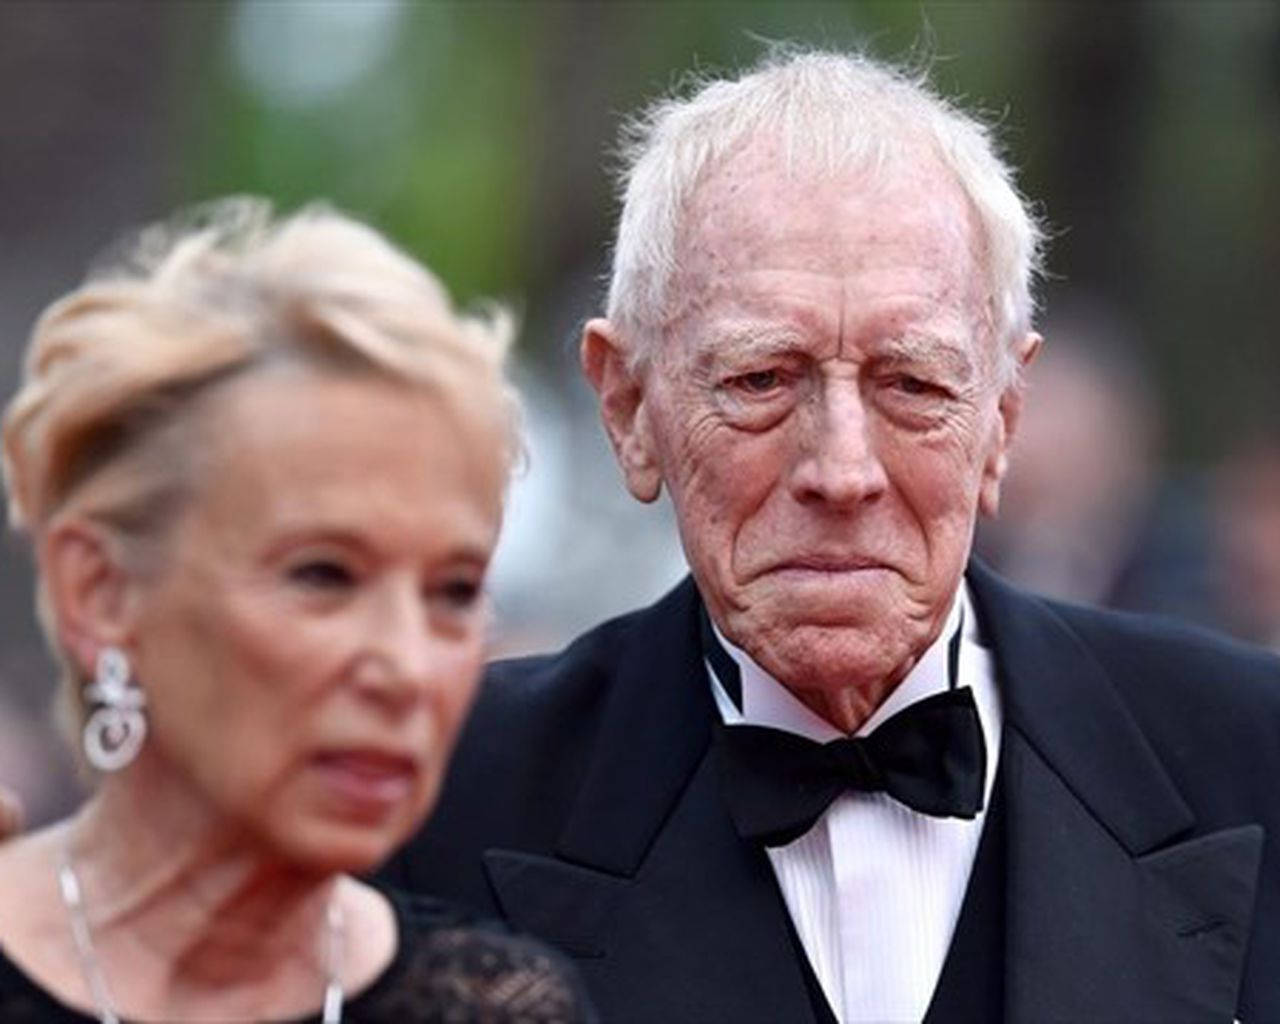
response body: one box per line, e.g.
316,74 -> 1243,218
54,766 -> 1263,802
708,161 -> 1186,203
2,197 -> 519,737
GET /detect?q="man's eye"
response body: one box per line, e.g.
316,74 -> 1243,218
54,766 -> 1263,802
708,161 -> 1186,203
288,560 -> 355,589
731,370 -> 781,395
437,579 -> 482,610
892,375 -> 941,397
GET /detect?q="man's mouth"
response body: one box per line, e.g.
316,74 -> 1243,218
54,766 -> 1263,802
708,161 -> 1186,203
768,555 -> 890,574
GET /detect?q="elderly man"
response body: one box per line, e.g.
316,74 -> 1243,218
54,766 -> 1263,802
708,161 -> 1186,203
387,51 -> 1280,1022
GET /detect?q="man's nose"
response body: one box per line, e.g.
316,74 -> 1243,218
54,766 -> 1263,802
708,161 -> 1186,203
789,382 -> 889,507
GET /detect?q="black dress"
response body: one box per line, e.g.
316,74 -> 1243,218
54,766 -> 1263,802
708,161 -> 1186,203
0,888 -> 595,1023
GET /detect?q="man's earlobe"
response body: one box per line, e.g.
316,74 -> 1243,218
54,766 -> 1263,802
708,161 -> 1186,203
978,450 -> 1009,518
999,330 -> 1042,453
1016,331 -> 1043,373
581,319 -> 662,503
978,332 -> 1041,518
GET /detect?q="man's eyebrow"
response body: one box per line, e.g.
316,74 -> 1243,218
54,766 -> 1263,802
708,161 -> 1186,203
875,334 -> 978,380
690,324 -> 808,367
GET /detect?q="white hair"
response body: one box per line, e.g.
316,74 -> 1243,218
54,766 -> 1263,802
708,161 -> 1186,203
605,47 -> 1045,378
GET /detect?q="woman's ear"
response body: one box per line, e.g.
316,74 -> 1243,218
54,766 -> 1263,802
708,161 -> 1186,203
39,521 -> 139,679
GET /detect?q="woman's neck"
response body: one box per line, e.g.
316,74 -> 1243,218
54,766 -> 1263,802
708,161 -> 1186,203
58,765 -> 348,1020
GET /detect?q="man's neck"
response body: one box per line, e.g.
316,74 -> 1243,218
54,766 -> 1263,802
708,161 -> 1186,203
712,586 -> 966,738
787,671 -> 919,735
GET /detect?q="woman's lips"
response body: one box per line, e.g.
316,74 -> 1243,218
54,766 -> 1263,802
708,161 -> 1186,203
310,750 -> 419,815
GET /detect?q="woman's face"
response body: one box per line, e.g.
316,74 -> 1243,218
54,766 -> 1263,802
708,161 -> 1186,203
123,365 -> 505,872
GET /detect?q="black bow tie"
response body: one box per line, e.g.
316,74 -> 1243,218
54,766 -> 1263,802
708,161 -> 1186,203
714,686 -> 987,847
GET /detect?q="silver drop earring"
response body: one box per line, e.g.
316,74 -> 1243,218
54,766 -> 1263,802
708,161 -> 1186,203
82,646 -> 147,772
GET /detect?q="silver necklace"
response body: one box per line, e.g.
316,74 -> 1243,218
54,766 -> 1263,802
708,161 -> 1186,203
56,847 -> 346,1023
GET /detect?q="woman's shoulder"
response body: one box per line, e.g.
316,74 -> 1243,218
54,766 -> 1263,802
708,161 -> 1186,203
345,886 -> 596,1023
0,825 -> 71,948
0,822 -> 54,886
0,826 -> 91,1023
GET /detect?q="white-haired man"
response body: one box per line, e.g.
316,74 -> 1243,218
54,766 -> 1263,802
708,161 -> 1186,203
388,51 -> 1280,1022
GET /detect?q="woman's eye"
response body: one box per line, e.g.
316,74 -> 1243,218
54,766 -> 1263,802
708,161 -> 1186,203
287,560 -> 355,589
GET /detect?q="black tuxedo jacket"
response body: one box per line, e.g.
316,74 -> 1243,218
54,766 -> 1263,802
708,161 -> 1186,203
383,562 -> 1280,1022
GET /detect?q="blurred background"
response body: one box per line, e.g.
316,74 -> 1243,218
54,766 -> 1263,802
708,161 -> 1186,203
2,0 -> 1278,825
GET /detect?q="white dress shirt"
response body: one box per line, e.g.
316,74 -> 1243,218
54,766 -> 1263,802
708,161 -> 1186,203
707,584 -> 1002,1024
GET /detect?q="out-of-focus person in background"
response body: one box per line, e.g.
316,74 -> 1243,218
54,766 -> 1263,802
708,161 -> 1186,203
1216,431 -> 1280,653
0,201 -> 591,1023
975,297 -> 1221,628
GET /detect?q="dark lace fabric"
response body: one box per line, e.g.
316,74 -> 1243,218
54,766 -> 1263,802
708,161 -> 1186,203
0,888 -> 595,1023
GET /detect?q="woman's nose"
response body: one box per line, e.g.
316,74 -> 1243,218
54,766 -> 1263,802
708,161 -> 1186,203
350,585 -> 441,708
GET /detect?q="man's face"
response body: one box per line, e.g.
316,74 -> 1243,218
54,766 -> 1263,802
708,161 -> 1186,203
588,147 -> 1033,721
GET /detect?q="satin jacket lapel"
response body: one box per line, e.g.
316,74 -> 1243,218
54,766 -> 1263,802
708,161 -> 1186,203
968,561 -> 1264,1022
484,578 -> 820,1022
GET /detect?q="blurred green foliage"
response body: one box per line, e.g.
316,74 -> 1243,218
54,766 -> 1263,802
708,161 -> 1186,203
160,1 -> 1280,458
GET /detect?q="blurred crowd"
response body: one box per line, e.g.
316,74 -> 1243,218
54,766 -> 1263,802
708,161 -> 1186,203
975,296 -> 1280,652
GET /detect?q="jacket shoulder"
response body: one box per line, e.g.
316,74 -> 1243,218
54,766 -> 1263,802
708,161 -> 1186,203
472,575 -> 700,720
391,580 -> 700,877
475,597 -> 661,726
1045,597 -> 1280,710
1034,596 -> 1280,822
970,560 -> 1280,817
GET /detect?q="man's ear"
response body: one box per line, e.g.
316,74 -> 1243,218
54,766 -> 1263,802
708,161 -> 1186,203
979,331 -> 1042,518
581,318 -> 662,503
39,520 -> 140,678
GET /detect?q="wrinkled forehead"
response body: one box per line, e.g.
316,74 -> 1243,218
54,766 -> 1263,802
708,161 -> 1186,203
665,141 -> 995,356
679,137 -> 984,279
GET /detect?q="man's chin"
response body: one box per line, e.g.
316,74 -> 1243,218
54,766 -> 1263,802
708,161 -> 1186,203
747,564 -> 904,612
730,614 -> 919,695
727,570 -> 906,629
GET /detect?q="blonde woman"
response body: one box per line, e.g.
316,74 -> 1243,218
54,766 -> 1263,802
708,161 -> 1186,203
0,201 -> 592,1023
